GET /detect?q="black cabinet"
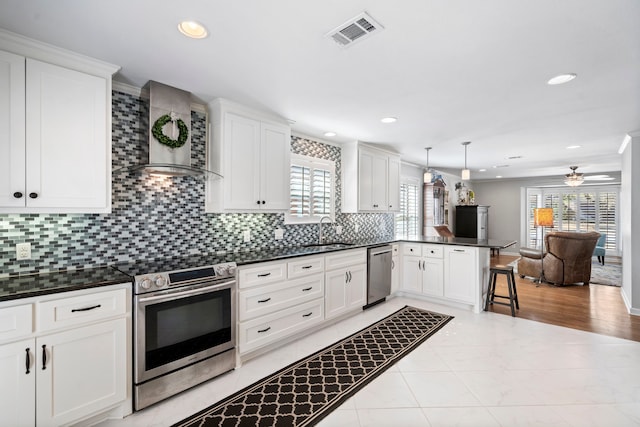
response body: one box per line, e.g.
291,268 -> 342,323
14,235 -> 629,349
455,205 -> 489,239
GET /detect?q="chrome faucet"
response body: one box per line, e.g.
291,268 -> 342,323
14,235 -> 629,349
318,216 -> 332,244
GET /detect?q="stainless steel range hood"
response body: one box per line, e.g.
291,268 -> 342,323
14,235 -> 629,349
116,81 -> 220,178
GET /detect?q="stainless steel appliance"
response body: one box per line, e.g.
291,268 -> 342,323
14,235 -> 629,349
365,245 -> 392,308
116,256 -> 237,411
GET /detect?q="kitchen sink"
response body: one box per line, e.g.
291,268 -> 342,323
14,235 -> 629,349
303,242 -> 354,250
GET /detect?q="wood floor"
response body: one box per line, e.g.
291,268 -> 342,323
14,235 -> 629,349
487,254 -> 640,342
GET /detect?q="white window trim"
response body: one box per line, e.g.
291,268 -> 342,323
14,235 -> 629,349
284,153 -> 336,225
396,176 -> 422,239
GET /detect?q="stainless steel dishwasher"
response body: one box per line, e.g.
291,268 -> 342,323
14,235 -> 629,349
365,244 -> 393,308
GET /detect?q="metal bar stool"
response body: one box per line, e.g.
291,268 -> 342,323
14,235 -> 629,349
484,265 -> 519,317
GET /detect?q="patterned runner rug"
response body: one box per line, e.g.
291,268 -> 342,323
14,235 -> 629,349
173,306 -> 453,427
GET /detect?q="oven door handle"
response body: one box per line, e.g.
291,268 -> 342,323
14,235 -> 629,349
137,280 -> 235,303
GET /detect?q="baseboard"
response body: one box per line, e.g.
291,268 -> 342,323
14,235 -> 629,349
620,287 -> 640,316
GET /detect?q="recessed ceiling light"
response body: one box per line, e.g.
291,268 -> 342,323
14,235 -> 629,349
566,145 -> 581,149
505,155 -> 522,160
380,117 -> 397,123
479,169 -> 487,172
324,132 -> 337,137
496,175 -> 503,178
178,21 -> 208,39
547,73 -> 577,85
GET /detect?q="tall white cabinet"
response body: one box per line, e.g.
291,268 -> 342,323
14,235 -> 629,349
0,30 -> 119,213
206,99 -> 291,212
342,141 -> 401,213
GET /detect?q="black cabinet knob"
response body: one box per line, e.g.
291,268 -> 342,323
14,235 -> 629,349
261,200 -> 266,204
13,192 -> 23,199
29,192 -> 38,199
256,200 -> 261,205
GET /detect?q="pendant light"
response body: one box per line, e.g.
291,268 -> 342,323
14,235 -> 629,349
423,147 -> 433,183
564,166 -> 584,187
461,141 -> 471,180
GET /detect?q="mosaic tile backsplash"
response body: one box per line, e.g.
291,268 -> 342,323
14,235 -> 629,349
0,91 -> 394,276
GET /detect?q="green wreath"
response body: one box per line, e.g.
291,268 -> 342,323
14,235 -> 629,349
152,114 -> 189,148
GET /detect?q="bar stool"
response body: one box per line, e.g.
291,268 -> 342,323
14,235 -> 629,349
484,265 -> 519,317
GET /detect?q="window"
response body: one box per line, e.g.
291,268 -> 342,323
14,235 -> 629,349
525,186 -> 620,253
285,154 -> 335,224
396,181 -> 420,238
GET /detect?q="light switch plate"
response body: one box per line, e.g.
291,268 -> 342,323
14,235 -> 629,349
335,225 -> 343,235
274,228 -> 284,240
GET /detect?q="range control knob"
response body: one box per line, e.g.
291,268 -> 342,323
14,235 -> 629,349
154,275 -> 168,288
139,278 -> 152,290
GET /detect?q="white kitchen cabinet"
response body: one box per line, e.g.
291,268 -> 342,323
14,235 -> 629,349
37,318 -> 127,427
0,284 -> 131,426
390,244 -> 399,294
237,255 -> 324,355
0,34 -> 118,213
324,249 -> 367,320
206,99 -> 291,212
443,246 -> 478,304
400,244 -> 443,296
341,141 -> 401,213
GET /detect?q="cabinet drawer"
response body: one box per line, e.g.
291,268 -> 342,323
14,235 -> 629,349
423,245 -> 444,258
239,299 -> 324,353
324,249 -> 366,270
37,288 -> 127,332
238,274 -> 324,321
287,256 -> 324,279
0,304 -> 33,343
403,243 -> 422,256
238,261 -> 286,289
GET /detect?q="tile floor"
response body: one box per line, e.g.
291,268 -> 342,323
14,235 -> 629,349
99,297 -> 640,427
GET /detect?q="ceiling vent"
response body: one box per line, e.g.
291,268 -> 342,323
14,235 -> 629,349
325,12 -> 384,48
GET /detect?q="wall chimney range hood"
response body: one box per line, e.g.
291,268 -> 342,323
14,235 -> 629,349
116,81 -> 220,178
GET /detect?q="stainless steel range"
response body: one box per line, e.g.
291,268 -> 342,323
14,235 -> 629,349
116,256 -> 237,410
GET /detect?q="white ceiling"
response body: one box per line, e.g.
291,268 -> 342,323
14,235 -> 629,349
1,0 -> 638,181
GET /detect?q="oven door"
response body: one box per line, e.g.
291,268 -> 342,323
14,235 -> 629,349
134,280 -> 235,384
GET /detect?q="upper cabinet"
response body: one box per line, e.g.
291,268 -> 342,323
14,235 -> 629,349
206,99 -> 291,213
342,141 -> 401,213
0,30 -> 119,213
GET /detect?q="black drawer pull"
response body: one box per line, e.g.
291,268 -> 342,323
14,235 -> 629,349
302,287 -> 313,291
258,327 -> 271,333
302,265 -> 313,269
257,298 -> 271,303
302,312 -> 313,317
29,192 -> 38,199
257,272 -> 271,277
71,304 -> 101,313
25,348 -> 31,374
41,345 -> 47,370
13,192 -> 23,199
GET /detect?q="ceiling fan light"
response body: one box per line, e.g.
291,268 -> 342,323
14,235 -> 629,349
564,166 -> 584,186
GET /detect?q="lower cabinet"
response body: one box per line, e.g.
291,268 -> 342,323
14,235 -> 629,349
324,249 -> 367,320
399,243 -> 485,312
0,285 -> 130,427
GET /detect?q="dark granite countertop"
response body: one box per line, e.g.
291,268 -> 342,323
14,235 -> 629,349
0,267 -> 132,303
0,237 -> 516,303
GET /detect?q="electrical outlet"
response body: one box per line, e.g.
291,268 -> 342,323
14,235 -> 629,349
335,225 -> 343,235
16,242 -> 31,260
243,230 -> 251,242
354,224 -> 360,233
274,228 -> 284,240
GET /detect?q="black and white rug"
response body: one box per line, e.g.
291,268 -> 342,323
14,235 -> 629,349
173,306 -> 453,427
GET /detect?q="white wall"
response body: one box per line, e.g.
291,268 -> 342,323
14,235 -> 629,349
620,133 -> 640,314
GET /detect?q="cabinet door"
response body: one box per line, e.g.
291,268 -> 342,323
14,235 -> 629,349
345,264 -> 366,310
0,50 -> 26,208
36,318 -> 127,427
25,59 -> 109,211
260,121 -> 291,210
370,153 -> 388,210
0,338 -> 36,427
422,258 -> 444,297
391,255 -> 399,294
401,257 -> 422,293
444,247 -> 477,303
325,269 -> 349,320
358,149 -> 375,210
223,112 -> 261,209
387,156 -> 400,211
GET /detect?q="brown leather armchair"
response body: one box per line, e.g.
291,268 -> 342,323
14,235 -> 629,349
518,231 -> 600,285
